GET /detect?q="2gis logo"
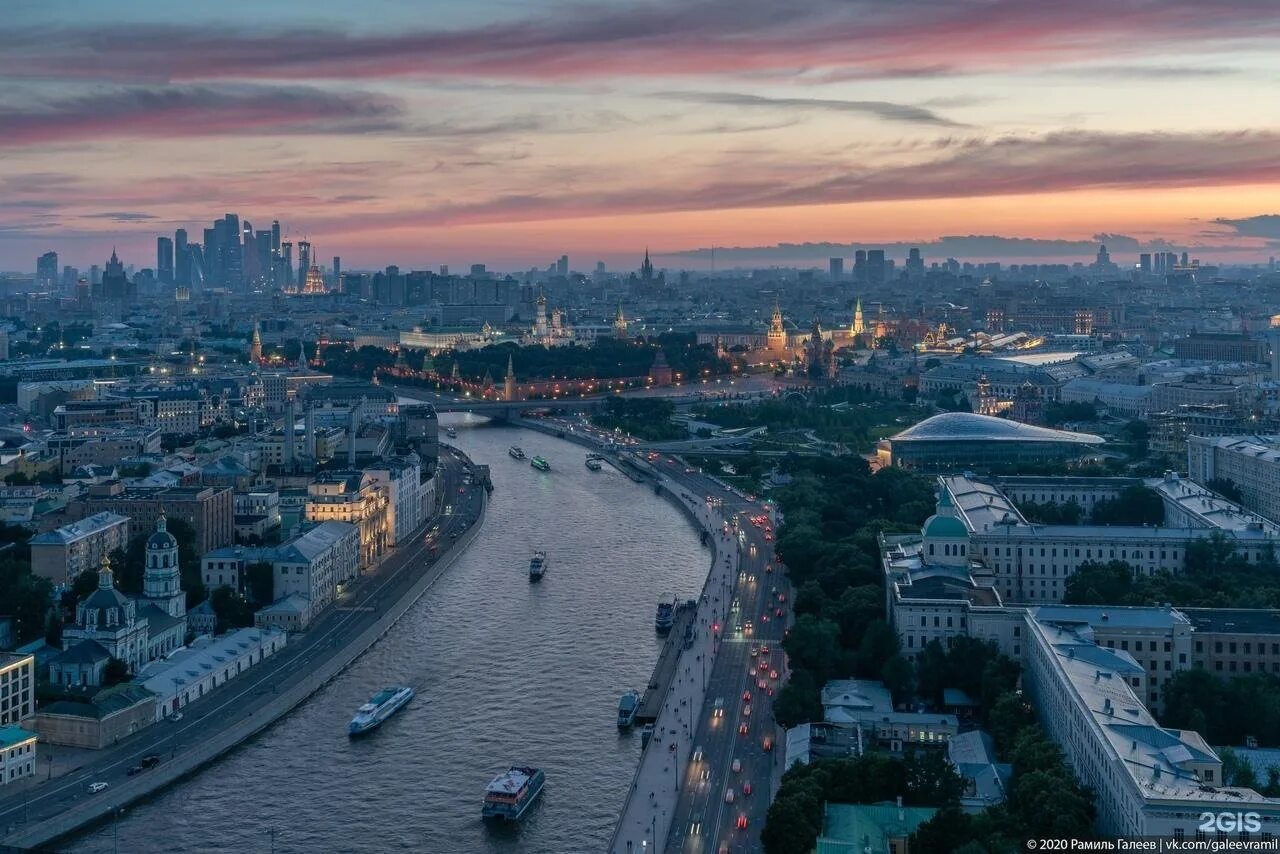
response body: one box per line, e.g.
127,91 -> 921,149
1198,811 -> 1262,833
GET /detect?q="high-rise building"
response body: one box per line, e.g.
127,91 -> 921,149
828,257 -> 843,279
222,213 -> 242,289
281,242 -> 294,290
906,247 -> 924,281
1139,253 -> 1151,274
1096,244 -> 1111,268
1181,251 -> 1189,267
297,240 -> 311,286
255,230 -> 272,285
97,249 -> 133,301
556,255 -> 569,277
853,249 -> 867,283
36,251 -> 58,290
866,249 -> 886,287
332,256 -> 341,285
175,228 -> 189,286
156,237 -> 174,284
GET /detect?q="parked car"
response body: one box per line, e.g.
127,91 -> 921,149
88,782 -> 109,794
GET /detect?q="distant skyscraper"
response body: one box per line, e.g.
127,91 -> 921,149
156,236 -> 174,284
36,251 -> 57,290
1139,253 -> 1152,274
98,248 -> 132,301
866,249 -> 886,286
223,213 -> 242,289
297,240 -> 311,285
829,257 -> 843,279
281,242 -> 294,290
332,256 -> 341,285
556,255 -> 569,277
853,249 -> 867,283
175,228 -> 189,286
1181,251 -> 1189,267
906,247 -> 924,281
255,230 -> 272,284
89,264 -> 101,286
1096,244 -> 1111,268
271,220 -> 281,253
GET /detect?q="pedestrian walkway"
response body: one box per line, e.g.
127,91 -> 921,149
612,487 -> 742,854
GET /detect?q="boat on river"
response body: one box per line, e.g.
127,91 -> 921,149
529,550 -> 548,581
482,766 -> 545,821
509,445 -> 526,460
530,456 -> 551,472
617,690 -> 639,728
348,685 -> 414,736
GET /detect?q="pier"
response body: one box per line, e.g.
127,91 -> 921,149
636,604 -> 698,726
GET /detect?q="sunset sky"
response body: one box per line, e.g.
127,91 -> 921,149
4,0 -> 1280,271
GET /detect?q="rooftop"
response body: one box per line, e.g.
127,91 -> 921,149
892,412 -> 1104,445
1182,608 -> 1280,636
29,511 -> 129,545
0,724 -> 37,748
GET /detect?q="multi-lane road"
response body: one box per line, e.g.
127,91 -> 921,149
640,453 -> 789,854
0,447 -> 482,844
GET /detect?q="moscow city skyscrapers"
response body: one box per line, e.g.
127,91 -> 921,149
157,236 -> 174,284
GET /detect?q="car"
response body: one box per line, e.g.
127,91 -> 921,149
743,704 -> 752,716
724,788 -> 735,804
693,745 -> 704,762
141,755 -> 160,768
743,781 -> 753,796
171,712 -> 184,721
127,765 -> 142,776
770,669 -> 779,680
731,758 -> 742,773
776,607 -> 784,618
778,592 -> 787,602
669,740 -> 677,753
764,532 -> 773,541
738,722 -> 749,735
742,621 -> 753,635
713,697 -> 725,718
88,782 -> 109,794
757,678 -> 767,690
748,667 -> 757,678
762,736 -> 774,752
761,614 -> 769,623
750,646 -> 759,657
736,813 -> 749,830
742,689 -> 751,702
759,645 -> 770,656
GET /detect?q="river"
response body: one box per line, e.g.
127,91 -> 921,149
69,415 -> 709,854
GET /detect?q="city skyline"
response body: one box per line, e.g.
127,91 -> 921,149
4,0 -> 1280,269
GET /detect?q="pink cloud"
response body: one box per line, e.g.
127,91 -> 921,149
3,0 -> 1277,83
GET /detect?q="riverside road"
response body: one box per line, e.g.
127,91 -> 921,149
0,446 -> 483,849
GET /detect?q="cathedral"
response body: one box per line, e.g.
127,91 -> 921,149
51,515 -> 190,688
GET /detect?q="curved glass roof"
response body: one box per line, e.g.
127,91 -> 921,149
891,412 -> 1104,444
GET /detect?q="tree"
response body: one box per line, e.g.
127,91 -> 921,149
103,657 -> 130,685
210,586 -> 255,633
773,670 -> 823,728
783,614 -> 842,684
1062,561 -> 1137,605
246,561 -> 275,605
1090,485 -> 1163,525
1208,477 -> 1244,504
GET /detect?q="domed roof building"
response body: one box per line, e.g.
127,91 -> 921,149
62,555 -> 149,676
54,515 -> 190,687
876,412 -> 1104,472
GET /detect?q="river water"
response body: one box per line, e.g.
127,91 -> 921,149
69,416 -> 709,854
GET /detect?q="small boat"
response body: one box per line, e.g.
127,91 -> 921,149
529,550 -> 547,582
348,685 -> 414,736
508,445 -> 527,460
445,426 -> 458,439
655,597 -> 677,634
585,457 -> 603,471
530,456 -> 551,472
482,766 -> 546,821
617,690 -> 640,728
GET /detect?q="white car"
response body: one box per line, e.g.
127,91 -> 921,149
724,788 -> 735,804
88,782 -> 109,794
731,759 -> 742,773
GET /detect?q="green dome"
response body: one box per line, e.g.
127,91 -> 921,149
923,514 -> 968,538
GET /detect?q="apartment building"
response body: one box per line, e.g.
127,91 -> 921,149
1188,435 -> 1280,524
29,511 -> 130,587
305,472 -> 388,567
70,483 -> 234,554
0,653 -> 35,726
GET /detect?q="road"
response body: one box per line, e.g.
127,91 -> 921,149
0,446 -> 483,841
642,454 -> 789,854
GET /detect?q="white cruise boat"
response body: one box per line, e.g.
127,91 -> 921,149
348,685 -> 414,736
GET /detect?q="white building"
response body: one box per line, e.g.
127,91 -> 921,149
201,521 -> 360,630
0,725 -> 37,787
366,453 -> 425,545
1188,434 -> 1280,525
136,627 -> 287,720
1024,615 -> 1280,839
